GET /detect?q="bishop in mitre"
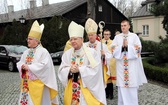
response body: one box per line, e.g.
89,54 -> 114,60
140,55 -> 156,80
58,21 -> 107,105
17,20 -> 59,105
84,18 -> 112,86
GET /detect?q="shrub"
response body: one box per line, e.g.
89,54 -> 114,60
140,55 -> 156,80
140,38 -> 158,52
0,16 -> 70,53
143,59 -> 168,83
152,36 -> 168,64
141,36 -> 168,64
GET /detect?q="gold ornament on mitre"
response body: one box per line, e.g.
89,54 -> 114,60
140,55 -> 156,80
68,21 -> 84,38
85,18 -> 98,34
28,20 -> 44,41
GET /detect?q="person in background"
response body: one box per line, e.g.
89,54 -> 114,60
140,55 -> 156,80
84,18 -> 112,87
17,20 -> 59,105
111,20 -> 147,105
102,29 -> 116,99
58,21 -> 107,105
115,31 -> 120,35
63,40 -> 72,52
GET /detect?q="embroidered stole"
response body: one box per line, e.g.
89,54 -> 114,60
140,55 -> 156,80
20,45 -> 45,105
64,48 -> 103,105
123,35 -> 129,87
71,49 -> 84,105
20,48 -> 35,105
88,43 -> 97,49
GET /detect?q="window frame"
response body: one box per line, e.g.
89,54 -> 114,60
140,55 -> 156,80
142,25 -> 149,36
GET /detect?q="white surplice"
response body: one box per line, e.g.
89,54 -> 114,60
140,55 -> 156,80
111,32 -> 147,87
111,32 -> 147,105
118,87 -> 138,105
85,40 -> 112,65
85,40 -> 112,85
58,46 -> 107,105
17,46 -> 59,105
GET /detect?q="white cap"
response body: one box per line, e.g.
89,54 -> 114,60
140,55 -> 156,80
68,21 -> 84,38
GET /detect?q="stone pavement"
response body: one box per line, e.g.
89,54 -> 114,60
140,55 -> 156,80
0,66 -> 168,105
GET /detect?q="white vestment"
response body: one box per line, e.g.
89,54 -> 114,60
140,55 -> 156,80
85,40 -> 112,85
17,46 -> 59,105
111,32 -> 147,87
58,46 -> 107,105
111,32 -> 147,105
118,87 -> 138,105
85,40 -> 112,65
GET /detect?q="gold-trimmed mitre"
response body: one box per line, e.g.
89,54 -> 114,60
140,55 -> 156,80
28,20 -> 44,41
68,21 -> 84,38
85,18 -> 98,34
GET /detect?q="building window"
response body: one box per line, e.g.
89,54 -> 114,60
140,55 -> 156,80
142,25 -> 149,36
147,3 -> 153,11
98,5 -> 102,12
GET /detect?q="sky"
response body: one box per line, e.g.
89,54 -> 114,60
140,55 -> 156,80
109,0 -> 144,6
0,0 -> 70,13
0,0 -> 144,14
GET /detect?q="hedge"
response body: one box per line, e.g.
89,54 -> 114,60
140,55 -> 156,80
143,59 -> 168,83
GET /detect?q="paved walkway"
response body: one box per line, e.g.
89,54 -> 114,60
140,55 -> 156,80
0,66 -> 168,105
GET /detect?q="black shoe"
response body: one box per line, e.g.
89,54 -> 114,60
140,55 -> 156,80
105,87 -> 109,98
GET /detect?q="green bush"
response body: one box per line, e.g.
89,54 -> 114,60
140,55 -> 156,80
141,36 -> 168,83
143,59 -> 168,83
0,16 -> 70,53
154,44 -> 168,63
152,36 -> 168,64
141,36 -> 168,64
140,38 -> 158,52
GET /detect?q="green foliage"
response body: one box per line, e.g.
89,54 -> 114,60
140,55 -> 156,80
153,35 -> 168,63
155,44 -> 168,63
0,16 -> 70,53
143,59 -> 168,83
128,18 -> 133,32
141,36 -> 168,64
28,17 -> 70,52
41,16 -> 70,52
150,0 -> 168,33
140,38 -> 158,52
158,34 -> 168,44
0,19 -> 27,45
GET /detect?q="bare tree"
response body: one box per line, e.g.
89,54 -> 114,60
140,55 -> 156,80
118,0 -> 129,15
124,1 -> 139,17
20,0 -> 29,10
109,0 -> 142,17
110,0 -> 129,14
0,0 -> 8,14
87,0 -> 96,20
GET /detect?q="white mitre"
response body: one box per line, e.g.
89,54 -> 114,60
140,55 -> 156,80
68,21 -> 84,38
